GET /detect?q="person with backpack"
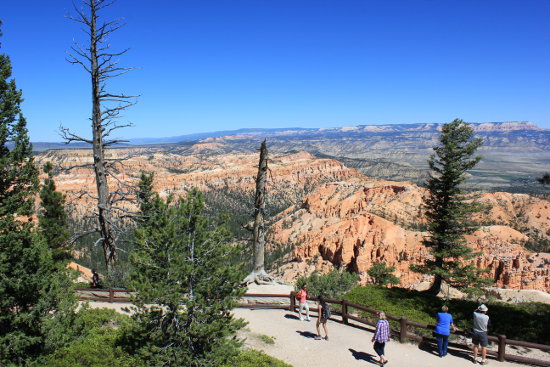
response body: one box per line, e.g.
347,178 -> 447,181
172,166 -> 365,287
295,284 -> 310,321
372,311 -> 391,365
91,269 -> 101,288
315,295 -> 330,340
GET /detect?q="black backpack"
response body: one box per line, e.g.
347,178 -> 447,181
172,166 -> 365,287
322,303 -> 331,319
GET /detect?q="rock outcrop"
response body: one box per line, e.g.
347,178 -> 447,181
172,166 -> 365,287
36,148 -> 550,292
268,179 -> 550,292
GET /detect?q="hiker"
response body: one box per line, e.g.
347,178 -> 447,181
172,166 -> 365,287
315,295 -> 330,340
295,284 -> 310,321
434,305 -> 456,357
472,304 -> 490,365
372,311 -> 391,365
91,269 -> 101,288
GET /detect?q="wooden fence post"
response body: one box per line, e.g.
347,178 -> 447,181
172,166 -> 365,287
289,291 -> 295,312
497,335 -> 506,362
342,299 -> 349,324
399,317 -> 408,343
109,288 -> 114,303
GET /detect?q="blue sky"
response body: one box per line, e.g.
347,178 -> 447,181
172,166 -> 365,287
2,0 -> 550,142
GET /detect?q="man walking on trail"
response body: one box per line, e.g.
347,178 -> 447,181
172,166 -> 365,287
472,304 -> 490,365
295,284 -> 310,321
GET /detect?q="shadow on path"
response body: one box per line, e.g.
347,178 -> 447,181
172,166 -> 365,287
284,313 -> 300,320
349,348 -> 379,365
296,330 -> 318,339
418,340 -> 474,363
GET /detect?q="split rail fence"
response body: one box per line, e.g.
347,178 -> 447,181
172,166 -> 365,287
76,288 -> 550,366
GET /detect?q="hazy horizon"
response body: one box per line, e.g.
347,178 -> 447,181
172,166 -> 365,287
3,0 -> 550,141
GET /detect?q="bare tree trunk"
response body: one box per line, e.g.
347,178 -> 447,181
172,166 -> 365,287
244,139 -> 275,284
64,0 -> 138,276
90,2 -> 117,272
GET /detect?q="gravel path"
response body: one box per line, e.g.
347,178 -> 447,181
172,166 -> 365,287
234,308 -> 523,367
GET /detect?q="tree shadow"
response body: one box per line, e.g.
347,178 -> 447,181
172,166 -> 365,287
284,313 -> 300,320
296,330 -> 318,339
349,348 -> 379,364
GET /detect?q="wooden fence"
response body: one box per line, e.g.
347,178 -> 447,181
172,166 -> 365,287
76,288 -> 550,366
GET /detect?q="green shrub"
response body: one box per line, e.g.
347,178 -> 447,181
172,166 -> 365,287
36,328 -> 144,367
295,269 -> 359,299
344,285 -> 550,344
35,309 -> 144,367
224,349 -> 292,367
259,334 -> 276,344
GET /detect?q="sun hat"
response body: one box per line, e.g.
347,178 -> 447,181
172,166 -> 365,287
476,304 -> 488,312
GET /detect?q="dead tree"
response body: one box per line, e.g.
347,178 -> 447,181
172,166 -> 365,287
61,0 -> 137,274
244,139 -> 275,284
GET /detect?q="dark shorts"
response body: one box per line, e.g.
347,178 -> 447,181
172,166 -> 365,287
472,331 -> 488,347
374,341 -> 386,357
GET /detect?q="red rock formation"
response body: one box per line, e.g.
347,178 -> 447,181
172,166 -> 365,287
36,148 -> 550,292
269,180 -> 550,292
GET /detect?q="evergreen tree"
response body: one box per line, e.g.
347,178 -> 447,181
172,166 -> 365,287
0,23 -> 77,365
129,188 -> 246,366
39,162 -> 71,262
536,173 -> 550,185
412,119 -> 490,294
0,21 -> 38,219
367,262 -> 400,286
135,170 -> 155,225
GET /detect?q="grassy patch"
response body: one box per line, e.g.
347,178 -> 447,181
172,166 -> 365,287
259,334 -> 276,345
344,285 -> 550,344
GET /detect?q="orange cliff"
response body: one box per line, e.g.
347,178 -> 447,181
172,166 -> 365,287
268,179 -> 550,292
35,147 -> 550,292
34,147 -> 362,227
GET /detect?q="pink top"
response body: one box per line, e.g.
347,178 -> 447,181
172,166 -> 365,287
296,289 -> 307,303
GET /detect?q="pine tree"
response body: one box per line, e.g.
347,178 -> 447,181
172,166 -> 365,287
135,170 -> 155,225
129,188 -> 246,366
39,161 -> 71,262
537,173 -> 550,185
0,21 -> 38,219
412,119 -> 490,294
0,23 -> 77,365
367,262 -> 400,286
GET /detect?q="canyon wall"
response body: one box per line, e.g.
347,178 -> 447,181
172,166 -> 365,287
268,179 -> 550,292
36,148 -> 550,292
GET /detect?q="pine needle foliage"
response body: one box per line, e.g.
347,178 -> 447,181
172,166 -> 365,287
367,262 -> 400,286
0,24 -> 77,365
412,119 -> 491,294
39,162 -> 71,262
128,187 -> 246,366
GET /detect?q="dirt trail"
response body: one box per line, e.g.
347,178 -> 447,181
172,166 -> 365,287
234,308 -> 523,367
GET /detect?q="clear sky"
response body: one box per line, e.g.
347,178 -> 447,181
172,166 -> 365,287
2,0 -> 550,142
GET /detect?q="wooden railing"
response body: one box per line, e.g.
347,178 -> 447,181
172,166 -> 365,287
76,288 -> 550,366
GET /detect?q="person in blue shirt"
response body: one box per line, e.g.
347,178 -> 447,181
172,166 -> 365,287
434,305 -> 456,357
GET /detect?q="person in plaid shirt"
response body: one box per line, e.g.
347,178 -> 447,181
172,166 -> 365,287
372,311 -> 391,365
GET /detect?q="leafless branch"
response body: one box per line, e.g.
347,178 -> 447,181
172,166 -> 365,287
69,229 -> 100,245
59,125 -> 93,144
